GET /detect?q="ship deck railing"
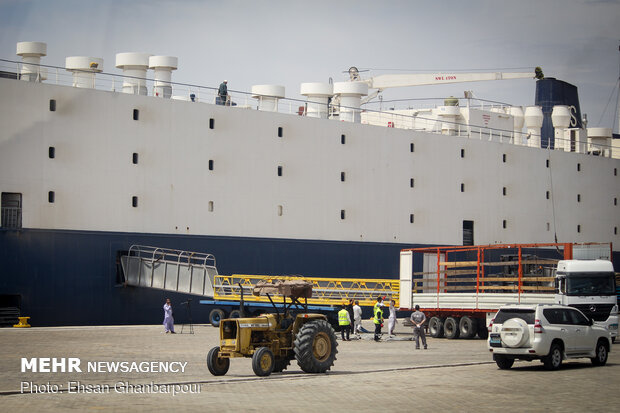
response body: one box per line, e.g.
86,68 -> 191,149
0,58 -> 615,157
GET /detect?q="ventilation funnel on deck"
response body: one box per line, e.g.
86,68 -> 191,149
16,41 -> 47,82
116,52 -> 152,95
149,56 -> 177,99
65,56 -> 103,88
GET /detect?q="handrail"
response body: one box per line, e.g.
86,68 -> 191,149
127,244 -> 216,269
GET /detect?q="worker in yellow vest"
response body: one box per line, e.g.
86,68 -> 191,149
373,298 -> 384,341
338,305 -> 352,341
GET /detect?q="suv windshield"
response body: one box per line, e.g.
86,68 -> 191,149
565,272 -> 615,296
494,309 -> 535,324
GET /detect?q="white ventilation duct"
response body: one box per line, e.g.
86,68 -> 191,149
509,106 -> 525,145
115,52 -> 152,95
587,127 -> 612,157
16,41 -> 47,82
333,82 -> 368,123
524,106 -> 543,148
251,85 -> 285,112
551,105 -> 571,151
65,57 -> 103,88
149,56 -> 177,98
300,82 -> 333,118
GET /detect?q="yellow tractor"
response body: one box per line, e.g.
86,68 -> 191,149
206,280 -> 338,377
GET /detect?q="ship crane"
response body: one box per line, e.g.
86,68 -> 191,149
347,66 -> 543,104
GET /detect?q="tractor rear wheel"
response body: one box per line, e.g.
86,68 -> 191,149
294,319 -> 338,373
252,347 -> 275,377
207,346 -> 229,376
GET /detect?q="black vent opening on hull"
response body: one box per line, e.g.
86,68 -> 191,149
410,143 -> 415,153
49,99 -> 56,112
277,127 -> 283,138
208,160 -> 214,171
341,134 -> 346,144
133,109 -> 139,121
340,209 -> 346,220
132,153 -> 138,164
209,118 -> 215,129
48,191 -> 55,203
132,196 -> 138,208
462,220 -> 474,246
48,147 -> 55,159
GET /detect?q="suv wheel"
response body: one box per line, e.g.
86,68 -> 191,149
590,340 -> 608,366
494,355 -> 514,370
543,343 -> 563,370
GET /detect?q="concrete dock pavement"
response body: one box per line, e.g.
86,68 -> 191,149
0,319 -> 619,412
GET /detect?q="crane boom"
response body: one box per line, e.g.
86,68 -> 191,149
363,71 -> 535,90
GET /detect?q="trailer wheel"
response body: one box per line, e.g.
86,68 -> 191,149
252,347 -> 275,377
209,308 -> 226,327
428,317 -> 444,338
294,319 -> 338,373
459,316 -> 478,339
444,317 -> 460,339
228,310 -> 242,319
207,346 -> 229,376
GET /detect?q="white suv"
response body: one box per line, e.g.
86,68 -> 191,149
488,304 -> 612,370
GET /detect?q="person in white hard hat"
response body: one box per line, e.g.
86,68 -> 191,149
218,80 -> 228,105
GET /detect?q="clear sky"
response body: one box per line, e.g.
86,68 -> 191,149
1,0 -> 619,130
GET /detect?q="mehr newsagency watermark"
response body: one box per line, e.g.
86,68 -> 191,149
19,358 -> 201,396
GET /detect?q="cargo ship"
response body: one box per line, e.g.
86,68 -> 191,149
0,41 -> 618,325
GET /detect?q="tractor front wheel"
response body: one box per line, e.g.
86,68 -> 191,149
294,319 -> 338,373
207,346 -> 229,376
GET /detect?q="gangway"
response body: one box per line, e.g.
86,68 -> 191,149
120,245 -> 218,297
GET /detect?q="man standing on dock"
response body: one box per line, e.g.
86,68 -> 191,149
163,298 -> 175,334
338,305 -> 352,341
373,298 -> 384,341
353,300 -> 362,338
410,305 -> 427,349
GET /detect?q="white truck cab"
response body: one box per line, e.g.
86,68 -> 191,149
554,259 -> 618,341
